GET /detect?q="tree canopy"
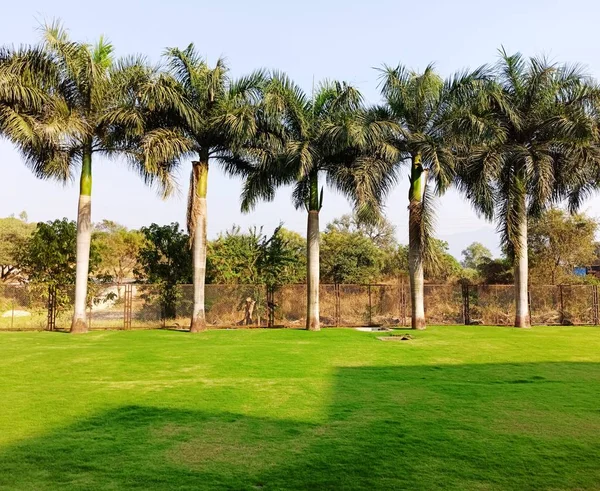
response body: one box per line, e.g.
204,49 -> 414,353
19,218 -> 99,287
0,214 -> 34,282
529,208 -> 598,285
461,242 -> 493,270
93,221 -> 145,288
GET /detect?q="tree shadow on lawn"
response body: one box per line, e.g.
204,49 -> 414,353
1,362 -> 599,490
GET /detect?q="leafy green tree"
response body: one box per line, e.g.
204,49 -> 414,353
457,51 -> 600,326
0,215 -> 35,282
327,212 -> 397,249
19,219 -> 85,286
376,64 -> 487,329
425,239 -> 463,282
272,228 -> 306,285
461,242 -> 493,270
93,221 -> 144,294
135,223 -> 192,319
240,75 -> 392,330
132,44 -> 268,332
207,226 -> 263,285
382,239 -> 463,284
257,227 -> 306,288
382,244 -> 409,279
327,213 -> 405,282
477,258 -> 514,284
136,223 -> 193,285
529,209 -> 597,285
20,219 -> 65,285
321,227 -> 385,284
0,23 -> 170,333
19,219 -> 100,312
208,226 -> 305,286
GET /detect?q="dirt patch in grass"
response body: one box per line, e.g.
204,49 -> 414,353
378,334 -> 413,342
154,423 -> 191,438
166,419 -> 313,472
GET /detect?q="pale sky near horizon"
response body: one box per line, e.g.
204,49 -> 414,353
2,0 -> 600,258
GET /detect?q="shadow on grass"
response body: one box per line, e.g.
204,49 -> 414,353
1,363 -> 599,490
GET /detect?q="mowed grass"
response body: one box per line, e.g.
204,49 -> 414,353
0,327 -> 599,490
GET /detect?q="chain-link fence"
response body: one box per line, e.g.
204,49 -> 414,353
1,282 -> 600,330
0,283 -> 48,330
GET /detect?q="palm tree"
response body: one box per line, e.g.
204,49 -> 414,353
456,50 -> 600,328
133,44 -> 269,332
376,64 -> 487,329
239,74 -> 394,331
0,23 -> 172,333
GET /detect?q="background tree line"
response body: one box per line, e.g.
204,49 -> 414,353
2,208 -> 598,291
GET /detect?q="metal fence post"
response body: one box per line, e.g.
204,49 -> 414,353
367,284 -> 372,326
593,285 -> 599,326
462,283 -> 470,325
335,283 -> 341,327
123,284 -> 133,330
396,277 -> 401,325
559,285 -> 565,325
266,285 -> 276,328
402,279 -> 407,327
46,285 -> 56,331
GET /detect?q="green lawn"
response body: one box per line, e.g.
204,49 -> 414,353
0,327 -> 599,490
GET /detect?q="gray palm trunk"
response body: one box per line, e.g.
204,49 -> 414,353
408,227 -> 426,330
71,145 -> 93,333
514,197 -> 530,328
306,210 -> 320,331
190,157 -> 209,332
70,195 -> 92,333
408,156 -> 426,330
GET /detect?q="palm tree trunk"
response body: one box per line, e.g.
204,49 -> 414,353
514,196 -> 530,328
408,154 -> 426,330
190,152 -> 209,333
306,172 -> 320,331
70,144 -> 93,333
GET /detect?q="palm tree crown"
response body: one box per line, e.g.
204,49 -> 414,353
241,74 -> 393,215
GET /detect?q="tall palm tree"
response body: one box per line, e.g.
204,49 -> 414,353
376,64 -> 487,329
456,50 -> 600,327
134,44 -> 268,332
239,74 -> 394,331
0,23 -> 172,333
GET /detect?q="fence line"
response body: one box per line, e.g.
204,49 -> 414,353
0,282 -> 599,331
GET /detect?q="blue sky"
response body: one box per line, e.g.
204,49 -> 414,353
2,0 -> 600,258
